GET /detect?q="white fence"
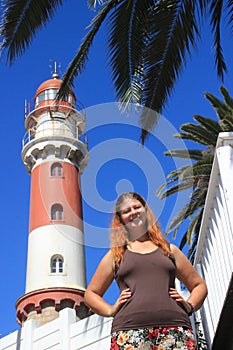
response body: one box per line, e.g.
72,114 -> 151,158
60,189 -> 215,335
0,309 -> 112,350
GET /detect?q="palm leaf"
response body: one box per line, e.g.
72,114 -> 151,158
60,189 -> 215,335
108,0 -> 153,108
205,91 -> 232,120
197,0 -> 209,15
220,85 -> 233,108
139,0 -> 200,143
193,114 -> 222,134
221,116 -> 233,130
165,149 -> 203,160
159,180 -> 194,199
160,86 -> 233,257
227,0 -> 233,28
166,201 -> 195,236
209,0 -> 227,79
179,208 -> 203,256
179,232 -> 187,251
88,0 -> 108,9
189,188 -> 207,208
166,164 -> 193,179
183,161 -> 213,177
58,0 -> 120,99
1,0 -> 63,63
186,209 -> 204,245
187,209 -> 203,261
166,191 -> 205,236
156,176 -> 180,196
179,123 -> 218,145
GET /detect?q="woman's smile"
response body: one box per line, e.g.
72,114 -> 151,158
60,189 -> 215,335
120,198 -> 147,231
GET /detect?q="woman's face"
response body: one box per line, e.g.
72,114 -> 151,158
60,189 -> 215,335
119,197 -> 147,235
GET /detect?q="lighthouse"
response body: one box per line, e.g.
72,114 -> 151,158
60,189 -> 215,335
16,68 -> 89,326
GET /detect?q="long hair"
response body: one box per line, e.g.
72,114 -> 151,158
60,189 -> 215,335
110,192 -> 171,267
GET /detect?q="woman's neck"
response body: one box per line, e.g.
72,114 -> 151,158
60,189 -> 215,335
129,232 -> 149,243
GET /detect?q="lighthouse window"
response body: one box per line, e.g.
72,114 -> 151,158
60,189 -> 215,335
51,204 -> 63,220
68,94 -> 76,106
51,163 -> 62,177
36,91 -> 46,105
51,255 -> 64,273
46,89 -> 59,100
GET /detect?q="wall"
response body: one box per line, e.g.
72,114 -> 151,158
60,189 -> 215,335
0,309 -> 112,350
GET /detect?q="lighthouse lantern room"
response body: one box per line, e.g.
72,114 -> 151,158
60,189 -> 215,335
16,69 -> 89,326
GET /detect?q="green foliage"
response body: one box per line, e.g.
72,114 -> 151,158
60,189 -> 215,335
0,0 -> 63,63
157,86 -> 233,259
2,1 -> 233,142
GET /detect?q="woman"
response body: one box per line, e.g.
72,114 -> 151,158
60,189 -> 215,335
84,192 -> 207,349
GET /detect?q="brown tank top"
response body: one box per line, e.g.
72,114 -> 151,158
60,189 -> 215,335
111,248 -> 191,332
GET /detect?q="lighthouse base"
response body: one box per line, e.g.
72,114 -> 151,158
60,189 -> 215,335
16,287 -> 90,327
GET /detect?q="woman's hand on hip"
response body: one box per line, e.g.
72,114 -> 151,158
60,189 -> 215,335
109,288 -> 131,316
169,287 -> 193,314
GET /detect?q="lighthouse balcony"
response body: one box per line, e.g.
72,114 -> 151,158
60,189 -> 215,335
24,101 -> 86,135
22,116 -> 87,147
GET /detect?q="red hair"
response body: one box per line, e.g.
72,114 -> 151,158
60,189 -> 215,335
110,192 -> 171,267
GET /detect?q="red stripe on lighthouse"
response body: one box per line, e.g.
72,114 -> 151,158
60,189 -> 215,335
29,161 -> 83,233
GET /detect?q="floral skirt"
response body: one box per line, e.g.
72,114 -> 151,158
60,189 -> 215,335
110,326 -> 196,349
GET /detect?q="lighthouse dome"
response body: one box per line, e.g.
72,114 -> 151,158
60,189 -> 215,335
36,77 -> 62,95
34,76 -> 76,108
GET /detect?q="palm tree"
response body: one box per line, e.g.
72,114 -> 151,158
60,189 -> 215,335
1,1 -> 233,142
157,86 -> 233,261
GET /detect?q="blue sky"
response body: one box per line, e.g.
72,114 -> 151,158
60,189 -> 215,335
1,1 -> 233,337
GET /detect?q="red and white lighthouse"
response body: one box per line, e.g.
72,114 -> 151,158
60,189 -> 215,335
16,69 -> 89,326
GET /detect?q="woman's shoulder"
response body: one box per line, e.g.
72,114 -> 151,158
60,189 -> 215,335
169,244 -> 185,257
95,249 -> 115,276
102,249 -> 114,261
169,244 -> 192,267
169,243 -> 178,252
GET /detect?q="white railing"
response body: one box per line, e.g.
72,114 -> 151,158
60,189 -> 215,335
0,309 -> 112,350
22,121 -> 87,148
22,124 -> 78,147
194,132 -> 233,348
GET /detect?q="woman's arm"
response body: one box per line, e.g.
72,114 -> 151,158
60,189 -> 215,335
169,244 -> 208,314
84,250 -> 131,317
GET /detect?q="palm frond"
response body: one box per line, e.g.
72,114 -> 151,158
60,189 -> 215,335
1,0 -> 63,63
159,180 -> 194,199
177,123 -> 218,145
166,201 -> 195,236
193,114 -> 222,134
205,90 -> 232,120
221,115 -> 233,130
189,187 -> 207,207
166,164 -> 193,179
161,86 -> 233,257
156,176 -> 179,196
179,208 -> 203,257
156,169 -> 201,197
179,232 -> 187,251
166,189 -> 205,237
182,157 -> 213,177
187,209 -> 203,261
165,149 -> 203,160
209,0 -> 227,80
108,0 -> 153,108
58,0 -> 120,99
220,85 -> 233,108
88,0 -> 109,9
186,209 -> 204,245
139,0 -> 200,143
226,0 -> 233,28
197,0 -> 209,15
